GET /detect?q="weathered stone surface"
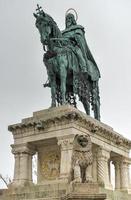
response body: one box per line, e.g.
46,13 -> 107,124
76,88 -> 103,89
61,193 -> 106,200
8,105 -> 131,153
69,183 -> 99,193
0,183 -> 67,200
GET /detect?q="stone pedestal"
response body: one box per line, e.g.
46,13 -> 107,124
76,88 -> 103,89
2,105 -> 131,200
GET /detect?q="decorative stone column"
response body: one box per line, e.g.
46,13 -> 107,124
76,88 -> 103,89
92,148 -> 98,182
11,143 -> 35,186
28,154 -> 33,182
128,165 -> 131,187
108,160 -> 111,184
12,152 -> 20,184
120,158 -> 130,190
112,160 -> 121,190
57,136 -> 74,179
97,147 -> 112,189
19,152 -> 30,183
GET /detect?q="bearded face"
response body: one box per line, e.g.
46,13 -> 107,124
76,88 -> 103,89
66,13 -> 76,28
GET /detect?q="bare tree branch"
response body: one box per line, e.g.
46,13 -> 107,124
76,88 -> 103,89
0,174 -> 11,188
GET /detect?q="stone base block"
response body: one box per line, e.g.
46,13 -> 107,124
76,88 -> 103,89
68,183 -> 100,194
62,183 -> 107,200
1,183 -> 131,200
61,193 -> 107,200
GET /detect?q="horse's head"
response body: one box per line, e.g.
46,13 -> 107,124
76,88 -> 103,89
34,12 -> 52,45
34,10 -> 62,46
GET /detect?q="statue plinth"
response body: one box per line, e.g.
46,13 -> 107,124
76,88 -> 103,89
1,105 -> 131,200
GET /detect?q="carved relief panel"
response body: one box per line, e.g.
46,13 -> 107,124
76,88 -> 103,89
37,144 -> 60,182
41,151 -> 60,180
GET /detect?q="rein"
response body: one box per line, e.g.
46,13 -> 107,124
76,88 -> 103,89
50,38 -> 69,48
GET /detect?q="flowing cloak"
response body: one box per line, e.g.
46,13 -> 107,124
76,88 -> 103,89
62,25 -> 100,81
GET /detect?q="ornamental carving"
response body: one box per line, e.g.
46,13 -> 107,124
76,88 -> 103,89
9,107 -> 131,148
58,138 -> 74,150
41,152 -> 60,180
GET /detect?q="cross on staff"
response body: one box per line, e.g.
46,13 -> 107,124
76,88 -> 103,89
36,4 -> 42,14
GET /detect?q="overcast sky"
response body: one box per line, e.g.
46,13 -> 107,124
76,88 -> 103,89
0,0 -> 131,188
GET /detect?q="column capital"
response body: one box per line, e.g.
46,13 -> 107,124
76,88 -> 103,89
112,160 -> 120,168
121,157 -> 131,166
11,143 -> 36,155
112,156 -> 122,166
57,136 -> 74,150
97,147 -> 110,160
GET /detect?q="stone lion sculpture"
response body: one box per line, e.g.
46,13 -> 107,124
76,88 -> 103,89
70,134 -> 93,183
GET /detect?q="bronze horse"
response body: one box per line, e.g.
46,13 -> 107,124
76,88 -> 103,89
34,8 -> 100,120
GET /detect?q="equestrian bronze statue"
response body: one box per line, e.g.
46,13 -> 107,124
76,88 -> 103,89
34,5 -> 101,120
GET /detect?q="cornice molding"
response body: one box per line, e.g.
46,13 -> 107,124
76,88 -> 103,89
8,105 -> 131,149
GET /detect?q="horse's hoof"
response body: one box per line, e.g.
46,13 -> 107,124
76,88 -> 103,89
50,103 -> 56,108
61,101 -> 68,105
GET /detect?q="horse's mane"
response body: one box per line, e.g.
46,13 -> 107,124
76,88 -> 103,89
46,13 -> 62,38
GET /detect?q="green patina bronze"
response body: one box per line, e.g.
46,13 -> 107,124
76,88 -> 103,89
33,5 -> 101,120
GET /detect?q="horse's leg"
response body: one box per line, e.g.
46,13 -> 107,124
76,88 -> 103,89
92,81 -> 100,120
58,56 -> 67,105
44,59 -> 56,107
50,77 -> 56,107
78,75 -> 91,116
94,102 -> 100,120
60,67 -> 67,104
79,96 -> 90,116
94,97 -> 100,121
48,73 -> 56,107
83,99 -> 90,115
